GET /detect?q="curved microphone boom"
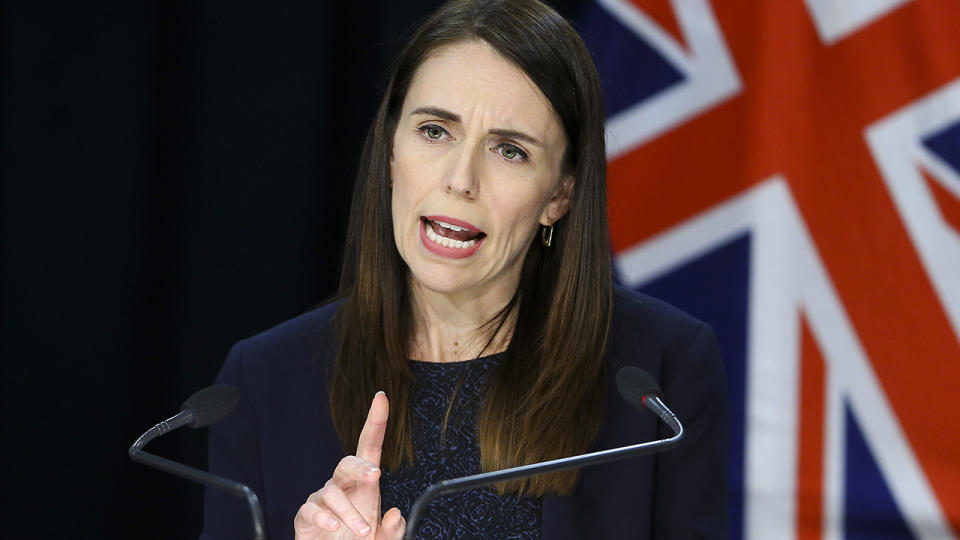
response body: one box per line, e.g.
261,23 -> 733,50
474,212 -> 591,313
128,385 -> 266,540
402,367 -> 684,540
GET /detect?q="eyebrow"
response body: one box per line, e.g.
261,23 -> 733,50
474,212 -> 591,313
410,106 -> 544,147
411,106 -> 460,122
489,128 -> 542,147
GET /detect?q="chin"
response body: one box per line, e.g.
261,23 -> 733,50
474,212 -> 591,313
409,264 -> 477,296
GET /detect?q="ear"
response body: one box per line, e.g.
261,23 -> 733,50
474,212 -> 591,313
539,174 -> 575,226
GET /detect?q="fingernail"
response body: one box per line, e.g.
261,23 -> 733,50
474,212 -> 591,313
326,517 -> 340,530
354,520 -> 371,535
375,390 -> 385,397
366,466 -> 380,476
397,516 -> 405,530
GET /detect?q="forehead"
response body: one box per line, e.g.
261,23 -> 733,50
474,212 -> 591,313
403,41 -> 564,142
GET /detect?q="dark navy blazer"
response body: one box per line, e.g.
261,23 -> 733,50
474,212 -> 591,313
200,287 -> 729,539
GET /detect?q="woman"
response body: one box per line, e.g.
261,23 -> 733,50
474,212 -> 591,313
202,1 -> 728,539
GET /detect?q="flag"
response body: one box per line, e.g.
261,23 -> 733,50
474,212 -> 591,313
580,0 -> 960,538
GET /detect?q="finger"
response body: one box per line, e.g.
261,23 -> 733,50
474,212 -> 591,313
327,457 -> 382,533
378,507 -> 406,540
331,455 -> 381,487
316,485 -> 373,536
293,500 -> 342,534
356,391 -> 389,467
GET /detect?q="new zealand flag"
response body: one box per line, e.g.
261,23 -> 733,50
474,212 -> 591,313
579,0 -> 960,538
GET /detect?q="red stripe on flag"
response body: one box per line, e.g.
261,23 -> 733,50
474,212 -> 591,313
797,315 -> 825,540
629,0 -> 687,50
921,167 -> 960,234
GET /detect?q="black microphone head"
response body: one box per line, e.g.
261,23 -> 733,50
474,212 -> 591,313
181,384 -> 240,428
616,367 -> 662,412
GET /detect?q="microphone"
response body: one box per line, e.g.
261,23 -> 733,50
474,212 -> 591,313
402,367 -> 684,540
615,366 -> 682,436
128,385 -> 266,540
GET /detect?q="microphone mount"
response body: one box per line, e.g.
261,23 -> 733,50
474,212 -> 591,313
128,385 -> 266,540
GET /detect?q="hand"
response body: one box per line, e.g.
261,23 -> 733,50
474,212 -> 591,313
294,392 -> 406,539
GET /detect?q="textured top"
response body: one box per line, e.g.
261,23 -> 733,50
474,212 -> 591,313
200,287 -> 729,540
381,355 -> 542,539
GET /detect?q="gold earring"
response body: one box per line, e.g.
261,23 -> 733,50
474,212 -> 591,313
541,224 -> 554,247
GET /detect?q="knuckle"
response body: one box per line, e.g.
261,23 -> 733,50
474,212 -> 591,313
333,458 -> 356,479
318,485 -> 340,505
294,503 -> 315,529
296,502 -> 312,518
309,487 -> 327,502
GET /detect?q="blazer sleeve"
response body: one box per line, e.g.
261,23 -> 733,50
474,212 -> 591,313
199,339 -> 265,540
654,322 -> 729,539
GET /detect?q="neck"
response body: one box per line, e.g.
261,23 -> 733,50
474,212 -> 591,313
408,280 -> 517,363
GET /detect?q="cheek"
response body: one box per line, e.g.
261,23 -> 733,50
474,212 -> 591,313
390,160 -> 414,245
391,151 -> 440,216
390,154 -> 411,212
391,181 -> 415,235
390,184 -> 416,264
494,185 -> 553,229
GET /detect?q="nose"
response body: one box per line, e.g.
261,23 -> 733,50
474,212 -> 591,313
443,144 -> 480,199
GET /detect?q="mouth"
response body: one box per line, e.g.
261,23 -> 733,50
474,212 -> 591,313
420,215 -> 486,257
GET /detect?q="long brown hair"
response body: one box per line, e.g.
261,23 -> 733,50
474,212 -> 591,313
330,0 -> 611,496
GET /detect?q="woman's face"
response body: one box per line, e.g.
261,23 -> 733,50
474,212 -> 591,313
390,40 -> 573,301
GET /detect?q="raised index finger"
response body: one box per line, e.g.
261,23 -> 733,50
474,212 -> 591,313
356,391 -> 389,467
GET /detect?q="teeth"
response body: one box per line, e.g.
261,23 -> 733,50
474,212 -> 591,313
425,221 -> 477,249
434,220 -> 470,232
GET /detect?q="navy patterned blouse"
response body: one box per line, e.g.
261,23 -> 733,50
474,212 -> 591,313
380,355 -> 542,539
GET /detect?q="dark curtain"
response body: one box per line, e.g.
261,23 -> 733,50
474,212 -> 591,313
0,1 -> 587,537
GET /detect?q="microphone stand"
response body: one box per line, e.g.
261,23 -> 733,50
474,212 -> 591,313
403,400 -> 683,540
128,410 -> 267,540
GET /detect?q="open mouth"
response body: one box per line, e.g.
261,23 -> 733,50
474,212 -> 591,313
421,216 -> 486,249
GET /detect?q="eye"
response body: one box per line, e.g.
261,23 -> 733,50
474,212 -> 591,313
496,143 -> 528,162
417,124 -> 451,142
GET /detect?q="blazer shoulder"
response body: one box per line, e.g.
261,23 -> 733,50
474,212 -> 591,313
607,285 -> 721,378
230,300 -> 339,378
247,300 -> 338,345
612,285 -> 710,341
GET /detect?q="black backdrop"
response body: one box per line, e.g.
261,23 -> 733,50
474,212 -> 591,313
0,1 -> 587,537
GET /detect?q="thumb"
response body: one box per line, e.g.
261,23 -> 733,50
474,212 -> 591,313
377,507 -> 406,540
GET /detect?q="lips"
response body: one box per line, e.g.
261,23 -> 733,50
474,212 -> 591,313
422,216 -> 485,241
419,215 -> 486,258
